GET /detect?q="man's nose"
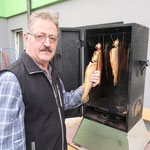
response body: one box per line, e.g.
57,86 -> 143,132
43,37 -> 50,47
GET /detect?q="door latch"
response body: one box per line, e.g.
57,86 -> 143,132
139,60 -> 150,75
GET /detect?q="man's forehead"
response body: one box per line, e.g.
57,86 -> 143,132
30,18 -> 58,34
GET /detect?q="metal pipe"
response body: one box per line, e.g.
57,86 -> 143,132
26,0 -> 31,19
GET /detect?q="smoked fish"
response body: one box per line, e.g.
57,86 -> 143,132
104,43 -> 109,80
119,41 -> 127,82
93,43 -> 102,85
81,43 -> 102,102
81,62 -> 97,102
109,39 -> 119,86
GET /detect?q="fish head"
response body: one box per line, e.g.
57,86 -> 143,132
113,39 -> 119,47
91,51 -> 99,62
95,43 -> 102,50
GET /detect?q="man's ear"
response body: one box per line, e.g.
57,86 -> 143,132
24,33 -> 29,47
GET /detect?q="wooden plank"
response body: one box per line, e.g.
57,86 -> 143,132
143,108 -> 150,121
68,144 -> 79,150
66,117 -> 83,128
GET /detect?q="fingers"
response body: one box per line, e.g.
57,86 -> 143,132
90,70 -> 100,77
90,70 -> 100,80
89,70 -> 101,87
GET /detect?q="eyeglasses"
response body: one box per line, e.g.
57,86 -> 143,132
28,33 -> 58,43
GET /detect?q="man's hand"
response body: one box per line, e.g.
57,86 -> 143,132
81,70 -> 100,91
89,70 -> 100,87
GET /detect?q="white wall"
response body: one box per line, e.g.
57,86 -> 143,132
7,13 -> 27,48
0,18 -> 9,48
45,0 -> 150,108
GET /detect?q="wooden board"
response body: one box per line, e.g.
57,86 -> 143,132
143,108 -> 150,121
68,144 -> 79,150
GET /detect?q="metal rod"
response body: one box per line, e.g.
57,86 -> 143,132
26,0 -> 31,19
87,32 -> 131,38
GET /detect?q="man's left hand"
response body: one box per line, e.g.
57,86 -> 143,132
89,70 -> 100,87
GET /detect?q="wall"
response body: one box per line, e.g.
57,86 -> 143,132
0,18 -> 9,48
7,14 -> 27,49
6,0 -> 150,108
0,0 -> 64,18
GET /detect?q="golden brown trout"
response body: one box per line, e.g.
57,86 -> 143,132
81,43 -> 102,102
109,39 -> 119,86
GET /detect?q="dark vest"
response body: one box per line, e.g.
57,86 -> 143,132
5,52 -> 67,150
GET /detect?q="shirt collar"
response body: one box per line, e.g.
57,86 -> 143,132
21,51 -> 52,75
33,60 -> 52,75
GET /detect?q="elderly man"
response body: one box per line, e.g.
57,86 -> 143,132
0,10 -> 100,150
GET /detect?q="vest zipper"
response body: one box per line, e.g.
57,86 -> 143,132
56,84 -> 63,107
31,142 -> 36,150
45,73 -> 64,150
51,84 -> 64,150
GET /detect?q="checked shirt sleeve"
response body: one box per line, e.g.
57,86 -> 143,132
0,72 -> 26,150
59,78 -> 87,110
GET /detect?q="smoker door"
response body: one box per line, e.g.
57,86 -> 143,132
53,28 -> 83,118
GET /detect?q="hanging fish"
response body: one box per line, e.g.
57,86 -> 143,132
81,43 -> 102,102
119,41 -> 127,82
94,43 -> 102,85
104,43 -> 109,80
81,62 -> 97,102
126,43 -> 131,73
109,39 -> 119,86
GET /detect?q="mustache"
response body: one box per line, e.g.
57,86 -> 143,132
40,46 -> 52,52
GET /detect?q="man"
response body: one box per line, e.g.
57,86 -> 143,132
0,10 -> 100,150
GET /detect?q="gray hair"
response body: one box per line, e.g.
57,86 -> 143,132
26,9 -> 59,33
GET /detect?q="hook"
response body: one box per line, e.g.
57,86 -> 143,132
110,34 -> 114,42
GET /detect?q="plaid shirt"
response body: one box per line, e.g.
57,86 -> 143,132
0,72 -> 26,150
0,66 -> 84,150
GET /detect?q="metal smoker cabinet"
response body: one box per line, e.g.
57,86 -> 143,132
53,23 -> 149,150
83,23 -> 149,132
54,23 -> 150,150
55,23 -> 149,130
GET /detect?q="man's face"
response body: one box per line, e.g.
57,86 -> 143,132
24,18 -> 58,66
